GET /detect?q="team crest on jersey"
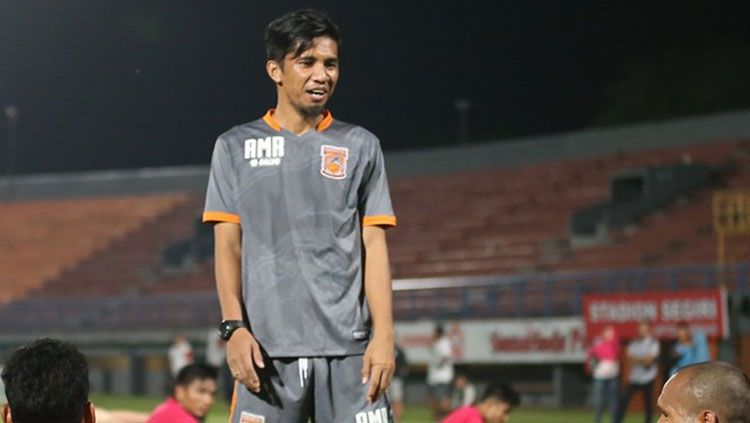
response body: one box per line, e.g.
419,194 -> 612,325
320,145 -> 349,179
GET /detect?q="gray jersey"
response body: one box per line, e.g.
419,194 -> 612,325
204,110 -> 396,358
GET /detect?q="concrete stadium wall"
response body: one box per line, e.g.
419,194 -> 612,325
385,108 -> 750,177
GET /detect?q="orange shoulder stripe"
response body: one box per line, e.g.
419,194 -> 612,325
202,211 -> 241,224
363,215 -> 397,227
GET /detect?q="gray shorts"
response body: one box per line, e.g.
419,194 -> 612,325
230,355 -> 391,423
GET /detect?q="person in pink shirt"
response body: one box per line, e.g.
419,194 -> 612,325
147,363 -> 218,423
442,382 -> 520,423
587,325 -> 621,423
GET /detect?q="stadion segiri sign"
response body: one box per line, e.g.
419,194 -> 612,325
582,289 -> 729,340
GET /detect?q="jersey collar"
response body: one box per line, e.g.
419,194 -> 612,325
262,109 -> 333,133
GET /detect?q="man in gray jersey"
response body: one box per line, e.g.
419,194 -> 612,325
203,9 -> 397,423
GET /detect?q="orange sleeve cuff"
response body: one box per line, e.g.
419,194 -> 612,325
363,215 -> 397,227
202,211 -> 241,224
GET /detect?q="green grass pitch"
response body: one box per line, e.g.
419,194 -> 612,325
92,394 -> 649,422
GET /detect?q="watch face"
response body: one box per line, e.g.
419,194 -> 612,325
219,321 -> 244,340
219,322 -> 232,340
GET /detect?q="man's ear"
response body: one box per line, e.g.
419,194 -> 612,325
85,401 -> 96,423
266,60 -> 283,85
698,410 -> 718,423
2,403 -> 12,423
174,385 -> 186,403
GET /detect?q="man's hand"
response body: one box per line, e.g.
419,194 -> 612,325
361,334 -> 395,404
227,328 -> 265,393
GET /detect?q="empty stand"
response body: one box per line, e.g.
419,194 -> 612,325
29,194 -> 204,298
2,140 -> 747,309
389,140 -> 746,278
0,194 -> 188,303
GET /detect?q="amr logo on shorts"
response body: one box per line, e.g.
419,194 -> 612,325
320,145 -> 349,179
355,407 -> 390,423
239,411 -> 265,422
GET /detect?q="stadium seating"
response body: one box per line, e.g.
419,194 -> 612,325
2,140 -> 747,307
30,194 -> 204,298
388,140 -> 746,278
0,194 -> 188,303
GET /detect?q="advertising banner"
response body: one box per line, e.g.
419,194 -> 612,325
395,317 -> 586,364
582,289 -> 729,340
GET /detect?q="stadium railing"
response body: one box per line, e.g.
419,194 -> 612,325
0,263 -> 747,333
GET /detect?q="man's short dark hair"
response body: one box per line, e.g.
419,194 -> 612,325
435,324 -> 445,337
1,338 -> 89,423
174,363 -> 218,388
265,9 -> 341,63
482,382 -> 521,408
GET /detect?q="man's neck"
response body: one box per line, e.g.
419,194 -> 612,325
272,104 -> 323,135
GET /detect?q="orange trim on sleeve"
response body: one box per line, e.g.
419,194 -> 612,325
202,211 -> 241,224
363,215 -> 397,227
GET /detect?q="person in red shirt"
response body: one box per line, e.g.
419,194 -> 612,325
147,363 -> 218,423
442,382 -> 520,423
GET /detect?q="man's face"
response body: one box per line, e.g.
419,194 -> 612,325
676,327 -> 691,343
639,322 -> 652,338
603,326 -> 615,340
657,373 -> 694,423
269,36 -> 339,118
175,378 -> 218,419
481,400 -> 512,423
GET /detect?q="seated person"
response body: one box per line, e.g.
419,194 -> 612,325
147,363 -> 218,423
1,338 -> 95,423
442,382 -> 520,423
451,374 -> 478,409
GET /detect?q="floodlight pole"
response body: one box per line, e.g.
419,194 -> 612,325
455,98 -> 471,145
4,105 -> 18,197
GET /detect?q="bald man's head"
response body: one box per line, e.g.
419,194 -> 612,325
657,362 -> 750,423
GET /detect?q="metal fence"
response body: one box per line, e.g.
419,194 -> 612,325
1,263 -> 747,333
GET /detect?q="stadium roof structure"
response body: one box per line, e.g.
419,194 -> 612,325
2,109 -> 750,202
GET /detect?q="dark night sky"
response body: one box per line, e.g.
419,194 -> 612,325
1,1 -> 749,175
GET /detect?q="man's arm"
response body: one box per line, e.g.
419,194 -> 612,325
214,222 -> 264,393
361,225 -> 395,404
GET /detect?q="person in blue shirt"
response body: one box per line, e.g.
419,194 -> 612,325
670,322 -> 710,376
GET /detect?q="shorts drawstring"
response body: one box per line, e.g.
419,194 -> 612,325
298,358 -> 309,387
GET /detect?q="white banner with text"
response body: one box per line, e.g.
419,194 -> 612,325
395,317 -> 586,364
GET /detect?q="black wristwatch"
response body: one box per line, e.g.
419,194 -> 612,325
218,320 -> 248,341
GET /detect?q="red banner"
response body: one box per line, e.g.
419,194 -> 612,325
582,289 -> 729,340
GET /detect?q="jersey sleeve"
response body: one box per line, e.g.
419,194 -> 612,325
650,339 -> 660,356
359,136 -> 397,228
203,137 -> 241,224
